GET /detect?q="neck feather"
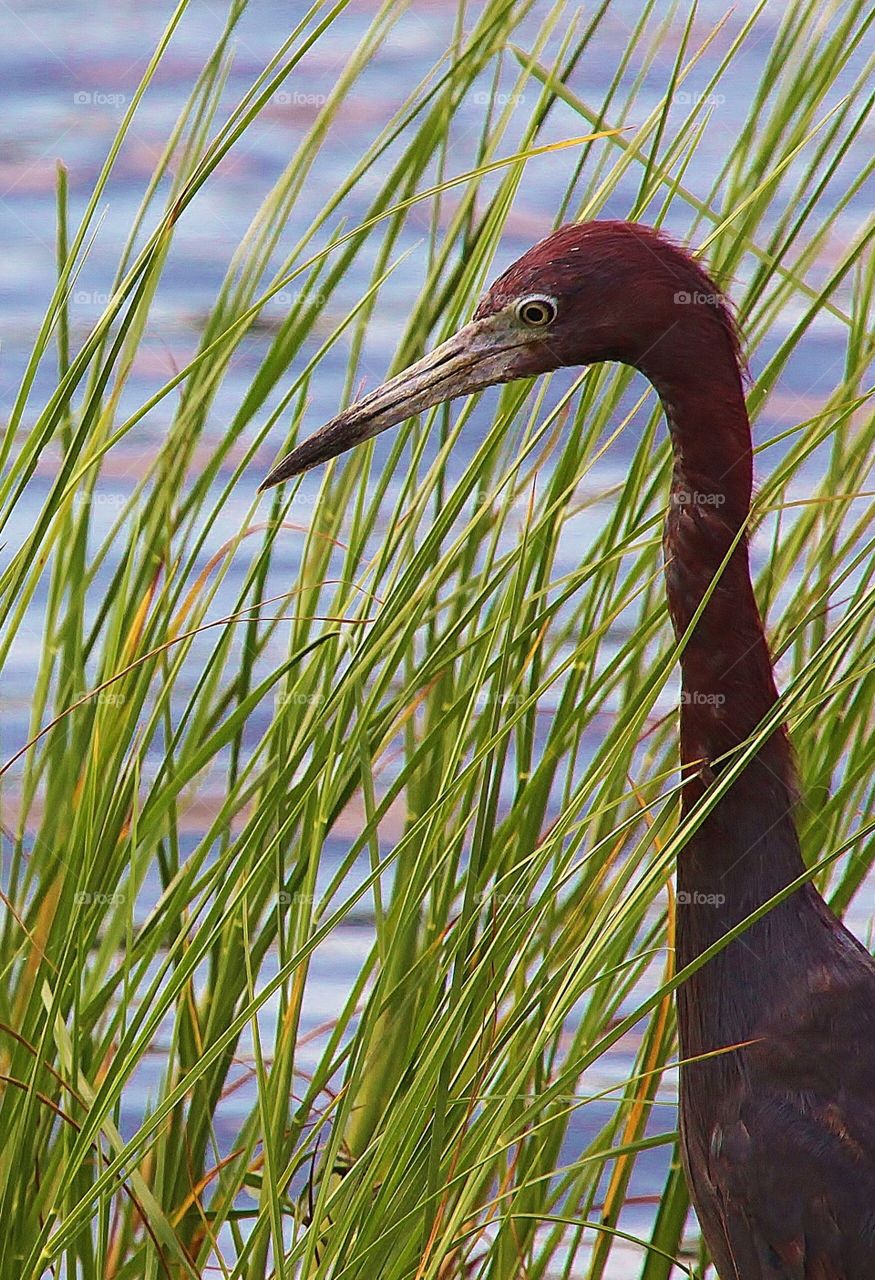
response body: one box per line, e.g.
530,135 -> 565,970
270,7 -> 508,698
639,329 -> 805,927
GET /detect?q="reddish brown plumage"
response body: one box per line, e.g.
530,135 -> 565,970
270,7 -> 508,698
262,220 -> 875,1276
480,223 -> 875,1278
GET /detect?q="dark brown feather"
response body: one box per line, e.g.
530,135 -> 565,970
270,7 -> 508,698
481,223 -> 875,1277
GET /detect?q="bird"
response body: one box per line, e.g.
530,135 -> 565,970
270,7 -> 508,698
260,221 -> 875,1277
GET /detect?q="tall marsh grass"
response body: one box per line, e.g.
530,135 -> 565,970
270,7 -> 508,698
1,1 -> 873,1276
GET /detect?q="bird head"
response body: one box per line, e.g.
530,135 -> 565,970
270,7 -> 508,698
260,220 -> 740,489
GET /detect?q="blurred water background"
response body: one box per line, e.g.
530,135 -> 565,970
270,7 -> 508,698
1,1 -> 872,1272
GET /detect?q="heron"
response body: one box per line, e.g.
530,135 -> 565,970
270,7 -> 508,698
260,221 -> 875,1277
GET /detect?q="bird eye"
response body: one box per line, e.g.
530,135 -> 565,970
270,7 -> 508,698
515,295 -> 558,328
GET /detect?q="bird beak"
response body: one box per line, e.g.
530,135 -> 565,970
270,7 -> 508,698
259,316 -> 525,490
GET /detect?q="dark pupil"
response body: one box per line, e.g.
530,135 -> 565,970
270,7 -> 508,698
524,302 -> 550,324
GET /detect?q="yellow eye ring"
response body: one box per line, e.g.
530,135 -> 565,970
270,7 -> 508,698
515,295 -> 558,328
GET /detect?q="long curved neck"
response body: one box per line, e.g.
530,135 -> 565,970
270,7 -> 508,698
641,330 -> 806,934
658,370 -> 787,789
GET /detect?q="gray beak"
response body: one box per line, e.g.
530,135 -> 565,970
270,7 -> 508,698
259,316 -> 524,490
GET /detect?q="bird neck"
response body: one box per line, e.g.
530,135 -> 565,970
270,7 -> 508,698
642,340 -> 805,910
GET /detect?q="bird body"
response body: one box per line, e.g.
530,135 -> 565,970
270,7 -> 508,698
261,221 -> 875,1276
676,771 -> 875,1277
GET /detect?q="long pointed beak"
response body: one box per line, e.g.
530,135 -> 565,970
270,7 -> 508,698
259,317 -> 523,490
